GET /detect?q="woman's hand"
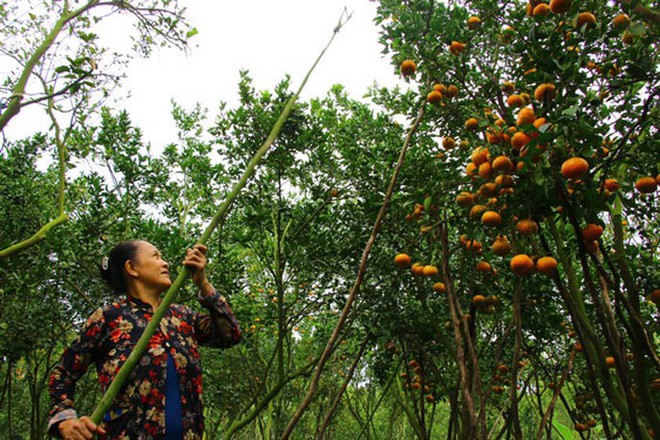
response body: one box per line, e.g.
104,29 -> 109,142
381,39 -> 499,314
59,416 -> 106,439
183,244 -> 213,296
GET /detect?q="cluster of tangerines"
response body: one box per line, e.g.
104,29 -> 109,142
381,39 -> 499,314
400,359 -> 436,403
395,247 -> 503,314
571,390 -> 600,432
489,358 -> 529,395
458,85 -> 568,278
403,59 -> 658,278
394,252 -> 447,293
525,0 -> 639,46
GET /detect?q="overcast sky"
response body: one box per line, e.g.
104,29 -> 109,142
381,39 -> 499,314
121,1 -> 401,147
5,1 -> 403,149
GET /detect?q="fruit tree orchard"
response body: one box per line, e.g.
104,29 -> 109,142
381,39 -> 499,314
1,0 -> 659,439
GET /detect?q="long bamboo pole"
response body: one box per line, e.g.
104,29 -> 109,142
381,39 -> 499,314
89,10 -> 352,425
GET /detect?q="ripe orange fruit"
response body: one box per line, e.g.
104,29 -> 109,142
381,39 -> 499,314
533,117 -> 548,131
449,41 -> 466,55
576,12 -> 596,28
464,238 -> 483,253
465,117 -> 479,130
635,176 -> 657,193
603,178 -> 619,192
510,254 -> 535,275
612,13 -> 630,28
561,157 -> 589,179
516,107 -> 536,126
412,263 -> 425,276
394,253 -> 411,267
492,155 -> 514,172
511,132 -> 531,151
427,90 -> 443,104
469,204 -> 487,219
574,342 -> 584,352
534,83 -> 556,101
435,84 -> 448,95
481,210 -> 503,227
516,219 -> 538,235
491,235 -> 512,256
471,146 -> 489,166
433,282 -> 447,293
605,356 -> 616,368
582,223 -> 603,241
479,183 -> 498,197
478,162 -> 492,178
574,423 -> 588,432
536,256 -> 558,274
533,3 -> 551,16
467,16 -> 481,29
456,192 -> 475,207
507,94 -> 524,107
423,265 -> 439,277
486,129 -> 503,145
497,364 -> 509,374
476,261 -> 492,272
445,85 -> 459,98
549,0 -> 572,14
442,137 -> 456,149
466,162 -> 478,177
400,60 -> 416,76
472,294 -> 487,306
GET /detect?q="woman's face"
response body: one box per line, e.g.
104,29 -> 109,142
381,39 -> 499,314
130,241 -> 172,292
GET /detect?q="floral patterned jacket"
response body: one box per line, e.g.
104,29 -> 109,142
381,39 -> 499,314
48,291 -> 241,439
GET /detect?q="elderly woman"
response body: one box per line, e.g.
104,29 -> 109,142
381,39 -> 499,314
48,240 -> 241,439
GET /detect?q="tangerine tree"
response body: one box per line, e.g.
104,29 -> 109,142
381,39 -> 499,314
364,0 -> 659,438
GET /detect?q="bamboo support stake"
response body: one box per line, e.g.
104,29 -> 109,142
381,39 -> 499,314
89,11 -> 351,425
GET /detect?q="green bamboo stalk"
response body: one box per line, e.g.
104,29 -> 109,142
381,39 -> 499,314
0,2 -> 96,131
89,11 -> 351,425
0,214 -> 68,259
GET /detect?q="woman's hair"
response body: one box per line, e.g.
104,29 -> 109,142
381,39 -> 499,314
100,240 -> 140,294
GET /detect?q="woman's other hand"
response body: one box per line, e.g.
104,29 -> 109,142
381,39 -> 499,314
183,243 -> 213,295
59,416 -> 106,439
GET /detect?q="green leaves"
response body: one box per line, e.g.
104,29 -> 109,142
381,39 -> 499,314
186,27 -> 199,38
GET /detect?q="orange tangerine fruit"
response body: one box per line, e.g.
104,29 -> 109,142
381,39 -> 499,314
536,256 -> 558,274
394,253 -> 411,267
400,60 -> 417,76
561,157 -> 589,179
510,254 -> 535,275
